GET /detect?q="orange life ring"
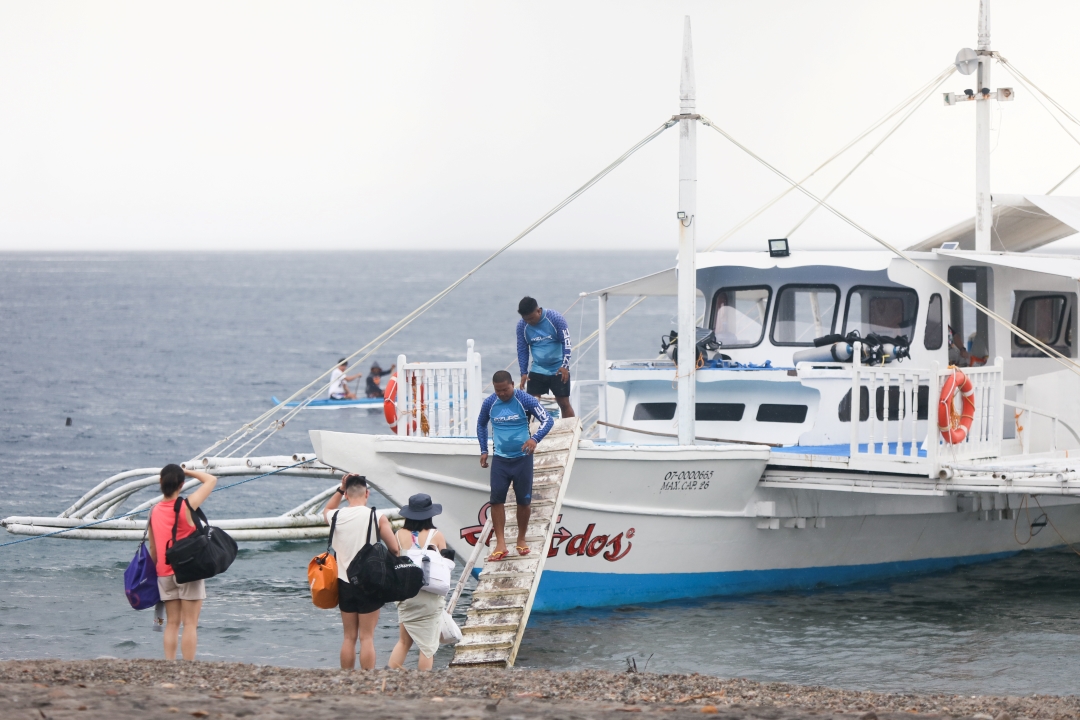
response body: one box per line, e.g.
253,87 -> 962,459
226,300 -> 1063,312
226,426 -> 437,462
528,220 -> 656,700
938,368 -> 976,444
383,374 -> 399,431
383,374 -> 424,434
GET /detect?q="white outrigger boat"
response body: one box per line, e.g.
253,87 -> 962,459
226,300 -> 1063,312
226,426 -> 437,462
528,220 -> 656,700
9,3 -> 1080,614
312,5 -> 1080,611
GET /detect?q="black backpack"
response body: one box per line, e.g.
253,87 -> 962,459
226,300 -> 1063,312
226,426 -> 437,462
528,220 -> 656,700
164,498 -> 238,584
345,507 -> 423,603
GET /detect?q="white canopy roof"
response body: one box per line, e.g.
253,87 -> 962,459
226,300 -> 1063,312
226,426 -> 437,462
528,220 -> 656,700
585,251 -> 897,297
937,250 -> 1080,280
908,195 -> 1080,252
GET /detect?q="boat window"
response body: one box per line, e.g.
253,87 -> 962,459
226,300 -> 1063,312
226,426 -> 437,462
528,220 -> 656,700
923,294 -> 943,350
756,404 -> 808,423
842,286 -> 918,339
838,386 -> 929,421
711,286 -> 771,349
633,402 -> 676,421
633,402 -> 746,422
770,285 -> 839,346
948,266 -> 991,362
696,403 -> 745,422
1012,292 -> 1075,358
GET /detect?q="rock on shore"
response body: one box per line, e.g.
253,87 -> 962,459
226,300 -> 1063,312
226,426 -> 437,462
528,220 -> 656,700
1,659 -> 1076,720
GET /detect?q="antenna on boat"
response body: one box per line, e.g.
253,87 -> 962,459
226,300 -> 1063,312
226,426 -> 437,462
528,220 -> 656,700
943,0 -> 1014,251
676,15 -> 698,445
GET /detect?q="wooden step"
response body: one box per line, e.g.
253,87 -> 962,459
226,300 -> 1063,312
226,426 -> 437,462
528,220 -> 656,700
533,452 -> 569,470
470,593 -> 530,611
450,647 -> 512,667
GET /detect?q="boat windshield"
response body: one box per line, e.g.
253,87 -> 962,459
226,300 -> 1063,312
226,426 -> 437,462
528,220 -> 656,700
843,286 -> 918,338
771,285 -> 839,346
711,286 -> 771,348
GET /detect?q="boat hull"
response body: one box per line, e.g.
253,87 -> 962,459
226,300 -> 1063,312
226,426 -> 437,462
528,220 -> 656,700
310,430 -> 1080,611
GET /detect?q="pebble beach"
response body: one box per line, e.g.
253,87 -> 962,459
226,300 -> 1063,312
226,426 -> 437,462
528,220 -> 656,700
3,659 -> 1077,720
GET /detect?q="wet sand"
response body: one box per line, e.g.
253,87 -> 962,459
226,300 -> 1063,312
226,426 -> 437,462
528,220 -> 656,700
1,659 -> 1074,720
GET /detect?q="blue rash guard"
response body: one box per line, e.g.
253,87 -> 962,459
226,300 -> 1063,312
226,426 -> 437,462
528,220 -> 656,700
517,308 -> 572,377
476,390 -> 554,458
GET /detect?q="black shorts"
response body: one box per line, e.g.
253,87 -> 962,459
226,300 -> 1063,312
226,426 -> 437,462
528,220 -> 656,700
490,454 -> 534,506
526,371 -> 570,398
337,579 -> 383,615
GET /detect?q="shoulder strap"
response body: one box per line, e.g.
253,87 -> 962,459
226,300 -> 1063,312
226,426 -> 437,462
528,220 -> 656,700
170,497 -> 183,544
185,498 -> 207,531
425,528 -> 440,549
365,506 -> 377,546
326,510 -> 339,552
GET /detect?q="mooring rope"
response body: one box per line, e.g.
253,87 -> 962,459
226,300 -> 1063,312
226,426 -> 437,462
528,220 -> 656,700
0,460 -> 317,549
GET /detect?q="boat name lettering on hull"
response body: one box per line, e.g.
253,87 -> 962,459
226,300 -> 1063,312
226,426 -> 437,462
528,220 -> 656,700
460,503 -> 633,562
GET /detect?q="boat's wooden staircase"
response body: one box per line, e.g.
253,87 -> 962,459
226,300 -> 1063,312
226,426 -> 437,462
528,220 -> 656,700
449,417 -> 581,668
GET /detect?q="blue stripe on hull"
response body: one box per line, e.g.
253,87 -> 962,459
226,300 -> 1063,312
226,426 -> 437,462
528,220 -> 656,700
527,550 -> 1020,612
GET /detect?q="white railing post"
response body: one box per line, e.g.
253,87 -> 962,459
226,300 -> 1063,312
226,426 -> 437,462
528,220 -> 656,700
928,360 -> 940,477
597,293 -> 608,440
850,342 -> 862,457
993,356 -> 1004,456
467,340 -> 482,437
396,353 -> 408,437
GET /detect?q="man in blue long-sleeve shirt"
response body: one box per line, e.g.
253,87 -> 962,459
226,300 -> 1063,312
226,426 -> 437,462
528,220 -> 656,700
516,296 -> 575,418
477,369 -> 554,561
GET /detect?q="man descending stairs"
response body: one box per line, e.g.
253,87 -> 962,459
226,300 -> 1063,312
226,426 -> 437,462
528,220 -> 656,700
450,416 -> 581,667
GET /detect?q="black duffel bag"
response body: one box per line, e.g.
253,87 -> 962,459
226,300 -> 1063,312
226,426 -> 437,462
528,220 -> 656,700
165,498 -> 238,584
346,507 -> 423,604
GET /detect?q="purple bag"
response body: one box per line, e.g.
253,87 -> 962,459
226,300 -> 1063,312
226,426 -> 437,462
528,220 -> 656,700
124,527 -> 160,610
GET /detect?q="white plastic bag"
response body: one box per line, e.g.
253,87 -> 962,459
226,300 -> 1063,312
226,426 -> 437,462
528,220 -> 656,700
439,609 -> 462,645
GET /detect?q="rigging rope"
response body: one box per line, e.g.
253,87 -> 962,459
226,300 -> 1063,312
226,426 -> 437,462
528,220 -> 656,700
993,55 -> 1080,195
704,65 -> 956,252
0,460 -> 316,549
786,68 -> 955,236
699,115 -> 1080,379
194,120 -> 676,460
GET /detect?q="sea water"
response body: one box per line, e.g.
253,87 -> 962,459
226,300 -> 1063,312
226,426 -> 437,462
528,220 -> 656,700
2,251 -> 1080,695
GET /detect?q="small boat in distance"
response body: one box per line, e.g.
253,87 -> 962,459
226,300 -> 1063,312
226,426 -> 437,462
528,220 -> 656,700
271,395 -> 382,409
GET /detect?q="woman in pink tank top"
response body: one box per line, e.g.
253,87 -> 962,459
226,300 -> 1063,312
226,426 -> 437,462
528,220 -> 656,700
146,464 -> 217,661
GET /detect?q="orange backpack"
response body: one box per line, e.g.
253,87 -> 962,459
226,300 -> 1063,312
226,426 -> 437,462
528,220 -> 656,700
308,512 -> 339,609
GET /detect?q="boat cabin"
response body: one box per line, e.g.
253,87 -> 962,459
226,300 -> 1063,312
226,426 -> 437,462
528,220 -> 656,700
589,248 -> 1080,457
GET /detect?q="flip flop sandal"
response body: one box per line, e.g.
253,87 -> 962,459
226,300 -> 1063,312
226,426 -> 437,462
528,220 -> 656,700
516,545 -> 531,556
486,550 -> 509,562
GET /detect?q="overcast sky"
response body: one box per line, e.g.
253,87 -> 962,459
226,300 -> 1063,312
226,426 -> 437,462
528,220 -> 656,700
2,1 -> 1080,252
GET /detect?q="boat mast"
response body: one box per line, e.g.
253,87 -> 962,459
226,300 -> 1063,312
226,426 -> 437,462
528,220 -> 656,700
676,16 -> 698,445
945,1 -> 1011,250
975,0 -> 992,252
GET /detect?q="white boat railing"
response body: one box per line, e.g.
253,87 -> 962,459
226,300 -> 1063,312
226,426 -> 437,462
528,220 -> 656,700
849,344 -> 1004,475
395,339 -> 482,438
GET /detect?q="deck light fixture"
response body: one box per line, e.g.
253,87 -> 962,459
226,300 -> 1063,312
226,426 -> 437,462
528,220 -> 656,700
768,238 -> 789,257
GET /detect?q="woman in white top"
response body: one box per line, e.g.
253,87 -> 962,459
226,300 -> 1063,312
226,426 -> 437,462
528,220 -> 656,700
388,493 -> 447,671
323,473 -> 400,670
